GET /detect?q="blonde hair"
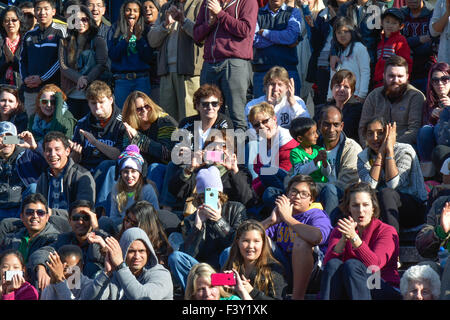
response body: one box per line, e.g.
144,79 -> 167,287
184,263 -> 231,300
115,172 -> 145,213
248,102 -> 275,124
122,91 -> 167,130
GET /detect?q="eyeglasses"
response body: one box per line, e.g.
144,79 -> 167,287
288,189 -> 311,199
431,75 -> 450,85
4,19 -> 18,24
88,3 -> 104,9
24,208 -> 47,217
200,101 -> 219,108
40,98 -> 55,106
71,214 -> 90,222
136,104 -> 150,113
252,118 -> 271,129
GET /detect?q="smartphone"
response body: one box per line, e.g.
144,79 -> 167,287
4,270 -> 23,281
211,273 -> 236,286
2,135 -> 23,145
204,187 -> 219,211
205,150 -> 224,163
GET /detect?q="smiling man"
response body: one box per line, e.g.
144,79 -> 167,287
85,0 -> 111,39
358,55 -> 425,147
36,131 -> 96,219
29,200 -> 110,286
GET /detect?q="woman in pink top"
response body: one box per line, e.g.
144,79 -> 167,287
319,182 -> 402,300
0,250 -> 38,300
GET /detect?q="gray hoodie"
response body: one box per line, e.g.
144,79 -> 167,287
80,227 -> 173,300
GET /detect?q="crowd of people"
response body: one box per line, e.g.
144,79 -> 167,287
0,0 -> 449,301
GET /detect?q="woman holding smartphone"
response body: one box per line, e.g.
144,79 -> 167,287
222,220 -> 289,300
184,263 -> 252,300
0,250 -> 38,300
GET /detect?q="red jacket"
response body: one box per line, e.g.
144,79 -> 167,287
373,31 -> 413,88
193,0 -> 258,63
324,218 -> 400,287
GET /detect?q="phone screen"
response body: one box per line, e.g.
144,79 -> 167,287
204,187 -> 219,211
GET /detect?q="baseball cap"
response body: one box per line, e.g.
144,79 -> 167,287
0,121 -> 17,136
381,8 -> 404,23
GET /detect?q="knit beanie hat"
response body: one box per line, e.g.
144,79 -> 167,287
117,145 -> 145,174
196,166 -> 223,193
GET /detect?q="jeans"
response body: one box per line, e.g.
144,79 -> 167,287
246,139 -> 259,180
168,250 -> 199,290
253,69 -> 301,99
201,59 -> 252,131
417,125 -> 440,161
114,76 -> 151,109
262,186 -> 284,210
320,258 -> 402,300
94,160 -> 117,211
159,161 -> 180,209
259,167 -> 288,191
147,163 -> 167,196
317,183 -> 344,219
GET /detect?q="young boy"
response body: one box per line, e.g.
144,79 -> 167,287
289,117 -> 329,183
373,8 -> 413,88
41,245 -> 93,300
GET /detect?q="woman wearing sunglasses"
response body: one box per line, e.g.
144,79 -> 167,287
417,62 -> 450,177
121,91 -> 178,194
159,84 -> 234,211
59,4 -> 108,120
27,84 -> 76,144
0,6 -> 27,88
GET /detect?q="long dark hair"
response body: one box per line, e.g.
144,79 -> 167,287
222,220 -> 281,297
332,16 -> 361,58
114,0 -> 145,40
424,62 -> 450,124
0,6 -> 28,38
119,201 -> 173,263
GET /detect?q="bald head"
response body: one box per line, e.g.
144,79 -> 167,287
319,105 -> 344,149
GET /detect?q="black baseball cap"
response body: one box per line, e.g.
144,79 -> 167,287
381,8 -> 405,23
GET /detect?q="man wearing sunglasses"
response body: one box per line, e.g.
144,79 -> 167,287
28,200 -> 110,287
0,193 -> 61,291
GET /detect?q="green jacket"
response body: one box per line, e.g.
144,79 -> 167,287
28,91 -> 76,142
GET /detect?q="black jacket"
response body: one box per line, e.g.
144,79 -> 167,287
169,164 -> 259,209
181,201 -> 247,268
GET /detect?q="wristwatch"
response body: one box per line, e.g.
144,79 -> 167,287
351,235 -> 359,243
116,261 -> 127,271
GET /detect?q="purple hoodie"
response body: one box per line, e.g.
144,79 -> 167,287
266,208 -> 333,255
193,0 -> 258,63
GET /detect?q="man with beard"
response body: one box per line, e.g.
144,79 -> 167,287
358,55 -> 425,147
245,66 -> 310,130
28,199 -> 109,292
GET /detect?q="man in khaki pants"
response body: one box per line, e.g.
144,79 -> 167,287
148,0 -> 203,122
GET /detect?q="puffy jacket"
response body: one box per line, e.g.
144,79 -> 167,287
181,200 -> 247,268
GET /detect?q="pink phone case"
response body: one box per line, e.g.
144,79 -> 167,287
211,273 -> 236,286
205,150 -> 223,162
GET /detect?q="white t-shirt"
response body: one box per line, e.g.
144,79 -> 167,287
441,157 -> 450,175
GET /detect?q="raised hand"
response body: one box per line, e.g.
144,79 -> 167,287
105,237 -> 124,269
46,252 -> 65,283
274,195 -> 293,223
440,202 -> 450,233
17,131 -> 37,150
207,0 -> 222,15
337,216 -> 358,240
287,78 -> 296,106
123,121 -> 138,140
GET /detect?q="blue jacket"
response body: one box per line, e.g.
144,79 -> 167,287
0,146 -> 47,209
106,24 -> 153,74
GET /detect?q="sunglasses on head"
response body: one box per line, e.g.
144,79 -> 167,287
71,214 -> 90,222
24,208 -> 47,217
431,75 -> 450,84
200,101 -> 219,108
136,104 -> 150,113
252,117 -> 271,129
40,98 -> 55,106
